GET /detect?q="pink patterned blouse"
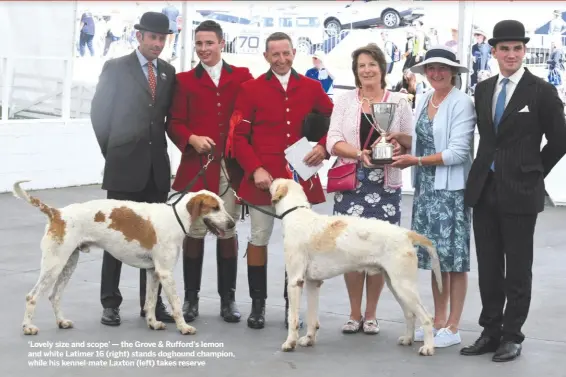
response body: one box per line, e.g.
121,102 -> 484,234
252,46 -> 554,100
326,88 -> 414,189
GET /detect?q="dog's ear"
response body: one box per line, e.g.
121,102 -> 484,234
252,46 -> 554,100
186,194 -> 219,219
271,183 -> 288,204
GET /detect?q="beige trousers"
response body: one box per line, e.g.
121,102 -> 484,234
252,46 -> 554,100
248,205 -> 276,247
188,159 -> 240,239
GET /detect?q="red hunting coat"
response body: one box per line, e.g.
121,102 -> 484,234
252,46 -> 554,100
226,69 -> 334,206
167,61 -> 253,193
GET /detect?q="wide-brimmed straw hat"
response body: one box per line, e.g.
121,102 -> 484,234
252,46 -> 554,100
410,45 -> 469,75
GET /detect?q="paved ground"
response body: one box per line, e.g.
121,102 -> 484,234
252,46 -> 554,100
1,184 -> 565,377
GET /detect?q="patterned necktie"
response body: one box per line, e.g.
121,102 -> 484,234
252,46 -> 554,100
147,61 -> 156,101
491,78 -> 509,171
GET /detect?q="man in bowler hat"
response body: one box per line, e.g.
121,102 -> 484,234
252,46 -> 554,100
91,11 -> 177,326
463,20 -> 566,362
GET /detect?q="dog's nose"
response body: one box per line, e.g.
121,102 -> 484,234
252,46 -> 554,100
227,219 -> 236,230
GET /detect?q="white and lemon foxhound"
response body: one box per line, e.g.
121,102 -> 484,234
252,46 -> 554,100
12,180 -> 235,336
269,178 -> 442,356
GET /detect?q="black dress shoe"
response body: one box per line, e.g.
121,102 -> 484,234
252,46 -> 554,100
140,300 -> 175,323
101,308 -> 121,326
492,341 -> 522,362
247,299 -> 265,329
460,335 -> 500,356
155,300 -> 175,323
220,296 -> 241,323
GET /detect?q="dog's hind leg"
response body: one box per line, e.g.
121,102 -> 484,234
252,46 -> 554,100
298,279 -> 321,348
383,271 -> 415,346
388,276 -> 434,356
49,249 -> 80,330
22,241 -> 74,335
144,268 -> 165,331
154,260 -> 196,335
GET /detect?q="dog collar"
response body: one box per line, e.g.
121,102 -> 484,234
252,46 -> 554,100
278,205 -> 310,219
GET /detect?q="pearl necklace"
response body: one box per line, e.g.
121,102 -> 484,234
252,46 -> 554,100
430,86 -> 455,109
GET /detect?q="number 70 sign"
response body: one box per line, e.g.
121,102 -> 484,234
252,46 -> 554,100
236,33 -> 261,54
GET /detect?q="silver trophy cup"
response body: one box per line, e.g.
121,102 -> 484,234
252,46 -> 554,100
370,102 -> 398,165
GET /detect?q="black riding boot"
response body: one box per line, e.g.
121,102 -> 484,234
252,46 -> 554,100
246,243 -> 267,329
182,236 -> 204,322
217,236 -> 241,322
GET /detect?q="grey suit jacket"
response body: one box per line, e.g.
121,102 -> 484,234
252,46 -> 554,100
91,51 -> 176,193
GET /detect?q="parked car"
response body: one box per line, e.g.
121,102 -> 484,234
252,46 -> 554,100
323,0 -> 425,36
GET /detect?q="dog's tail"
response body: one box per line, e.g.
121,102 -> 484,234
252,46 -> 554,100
408,230 -> 443,294
13,180 -> 58,221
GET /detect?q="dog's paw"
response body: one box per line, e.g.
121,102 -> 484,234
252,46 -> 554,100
418,345 -> 435,356
398,335 -> 413,346
179,324 -> 196,335
281,340 -> 297,352
23,325 -> 39,335
298,335 -> 315,347
57,319 -> 74,329
148,320 -> 166,330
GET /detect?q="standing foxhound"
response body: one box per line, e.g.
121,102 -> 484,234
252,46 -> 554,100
269,178 -> 442,356
13,180 -> 235,336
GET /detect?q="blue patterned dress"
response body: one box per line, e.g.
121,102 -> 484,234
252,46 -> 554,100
333,114 -> 402,225
412,105 -> 471,273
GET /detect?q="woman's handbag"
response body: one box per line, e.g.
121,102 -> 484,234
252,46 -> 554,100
326,126 -> 376,194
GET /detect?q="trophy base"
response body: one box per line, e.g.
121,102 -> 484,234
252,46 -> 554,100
370,158 -> 394,166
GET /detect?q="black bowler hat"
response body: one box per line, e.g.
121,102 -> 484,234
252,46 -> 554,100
488,20 -> 530,46
134,12 -> 173,35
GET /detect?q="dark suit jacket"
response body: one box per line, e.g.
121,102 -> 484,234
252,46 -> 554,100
465,68 -> 566,214
91,51 -> 176,193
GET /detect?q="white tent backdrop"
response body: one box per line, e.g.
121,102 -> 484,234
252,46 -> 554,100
1,1 -> 566,205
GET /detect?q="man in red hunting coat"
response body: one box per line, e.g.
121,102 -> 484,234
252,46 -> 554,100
226,32 -> 334,329
167,20 -> 253,324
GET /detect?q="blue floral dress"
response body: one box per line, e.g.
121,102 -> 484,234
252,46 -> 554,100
411,105 -> 471,272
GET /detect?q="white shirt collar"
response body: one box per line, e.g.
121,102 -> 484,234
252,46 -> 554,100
273,69 -> 291,84
498,66 -> 525,86
202,60 -> 223,77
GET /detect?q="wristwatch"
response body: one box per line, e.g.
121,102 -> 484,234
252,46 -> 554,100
418,157 -> 423,166
356,150 -> 363,160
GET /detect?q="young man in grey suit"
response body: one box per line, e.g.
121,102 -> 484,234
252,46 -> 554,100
463,20 -> 566,362
91,12 -> 177,326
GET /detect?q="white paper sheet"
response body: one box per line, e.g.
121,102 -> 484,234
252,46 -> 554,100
284,137 -> 323,181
